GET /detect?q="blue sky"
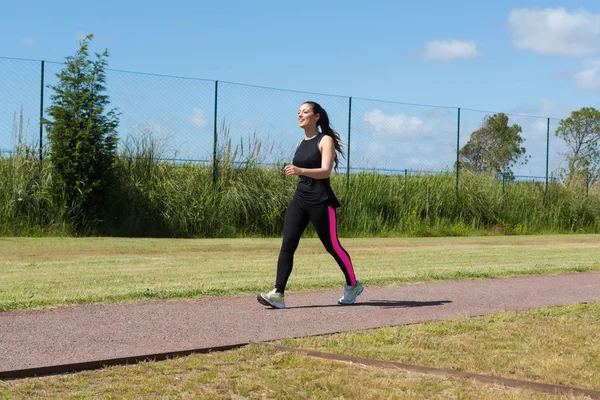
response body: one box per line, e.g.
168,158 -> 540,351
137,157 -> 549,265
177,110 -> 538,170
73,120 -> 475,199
3,0 -> 600,115
2,1 -> 600,176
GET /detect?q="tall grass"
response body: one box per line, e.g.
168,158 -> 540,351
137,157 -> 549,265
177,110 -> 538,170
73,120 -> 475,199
0,109 -> 69,236
95,121 -> 294,237
1,120 -> 599,237
336,171 -> 600,237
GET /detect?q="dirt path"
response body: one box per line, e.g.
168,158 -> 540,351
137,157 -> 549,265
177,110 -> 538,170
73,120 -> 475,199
1,272 -> 599,378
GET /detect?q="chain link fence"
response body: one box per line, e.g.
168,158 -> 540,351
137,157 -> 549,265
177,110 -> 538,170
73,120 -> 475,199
459,109 -> 552,181
351,98 -> 458,175
548,118 -> 569,180
0,56 -> 582,190
0,58 -> 44,157
217,82 -> 350,170
107,69 -> 216,163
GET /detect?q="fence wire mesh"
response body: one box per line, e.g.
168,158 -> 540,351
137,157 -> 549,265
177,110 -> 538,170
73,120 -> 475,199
42,62 -> 217,164
459,109 -> 561,182
548,118 -> 569,180
351,99 -> 458,174
218,82 -> 350,170
0,58 -> 43,156
0,56 -> 584,186
108,69 -> 216,163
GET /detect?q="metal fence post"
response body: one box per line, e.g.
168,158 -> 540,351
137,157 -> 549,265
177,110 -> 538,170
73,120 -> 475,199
586,175 -> 589,196
39,60 -> 45,161
346,96 -> 352,190
455,108 -> 461,197
426,184 -> 430,221
404,169 -> 408,201
545,117 -> 550,195
212,80 -> 219,187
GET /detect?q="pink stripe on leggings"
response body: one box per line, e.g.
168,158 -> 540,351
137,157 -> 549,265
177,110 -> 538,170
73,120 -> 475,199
328,206 -> 356,285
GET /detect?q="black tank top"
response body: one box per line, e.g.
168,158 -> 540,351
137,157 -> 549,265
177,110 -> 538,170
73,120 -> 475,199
292,133 -> 341,208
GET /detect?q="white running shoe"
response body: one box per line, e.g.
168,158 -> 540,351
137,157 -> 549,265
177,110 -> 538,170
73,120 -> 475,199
338,281 -> 364,305
257,289 -> 285,309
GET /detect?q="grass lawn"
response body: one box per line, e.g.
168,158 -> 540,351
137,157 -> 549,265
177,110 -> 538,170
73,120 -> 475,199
2,302 -> 597,399
1,234 -> 599,311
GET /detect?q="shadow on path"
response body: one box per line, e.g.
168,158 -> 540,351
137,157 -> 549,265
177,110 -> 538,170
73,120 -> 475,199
284,299 -> 452,310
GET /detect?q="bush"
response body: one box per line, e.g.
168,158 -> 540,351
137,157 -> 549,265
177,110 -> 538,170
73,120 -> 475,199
44,34 -> 119,233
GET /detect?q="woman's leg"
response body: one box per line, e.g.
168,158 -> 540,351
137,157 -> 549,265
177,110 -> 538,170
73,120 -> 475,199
274,196 -> 310,294
310,205 -> 357,286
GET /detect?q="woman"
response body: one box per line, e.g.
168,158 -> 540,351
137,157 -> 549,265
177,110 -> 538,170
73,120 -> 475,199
257,101 -> 363,309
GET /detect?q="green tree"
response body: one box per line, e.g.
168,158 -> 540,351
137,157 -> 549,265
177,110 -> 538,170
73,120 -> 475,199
45,34 -> 119,232
459,113 -> 528,177
555,107 -> 600,184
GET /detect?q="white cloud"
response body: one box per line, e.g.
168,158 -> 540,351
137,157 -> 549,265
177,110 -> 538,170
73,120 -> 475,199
21,36 -> 34,47
508,8 -> 600,56
188,107 -> 207,129
421,40 -> 478,62
363,109 -> 439,139
359,109 -> 458,170
575,60 -> 600,92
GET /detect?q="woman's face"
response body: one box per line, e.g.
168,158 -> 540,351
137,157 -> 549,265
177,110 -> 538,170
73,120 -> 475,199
298,103 -> 319,129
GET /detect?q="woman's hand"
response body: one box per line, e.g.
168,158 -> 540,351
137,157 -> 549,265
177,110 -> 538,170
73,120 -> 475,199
284,165 -> 302,176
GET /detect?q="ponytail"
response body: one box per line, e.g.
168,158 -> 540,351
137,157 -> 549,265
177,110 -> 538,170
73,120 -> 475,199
304,101 -> 344,171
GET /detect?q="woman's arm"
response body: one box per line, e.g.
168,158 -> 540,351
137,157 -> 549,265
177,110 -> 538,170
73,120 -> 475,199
284,135 -> 334,179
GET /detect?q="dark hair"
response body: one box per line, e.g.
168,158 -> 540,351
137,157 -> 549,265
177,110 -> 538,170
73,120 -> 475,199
303,101 -> 344,171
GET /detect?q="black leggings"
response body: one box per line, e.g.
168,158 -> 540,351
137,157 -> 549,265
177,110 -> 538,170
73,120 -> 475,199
275,195 -> 357,294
